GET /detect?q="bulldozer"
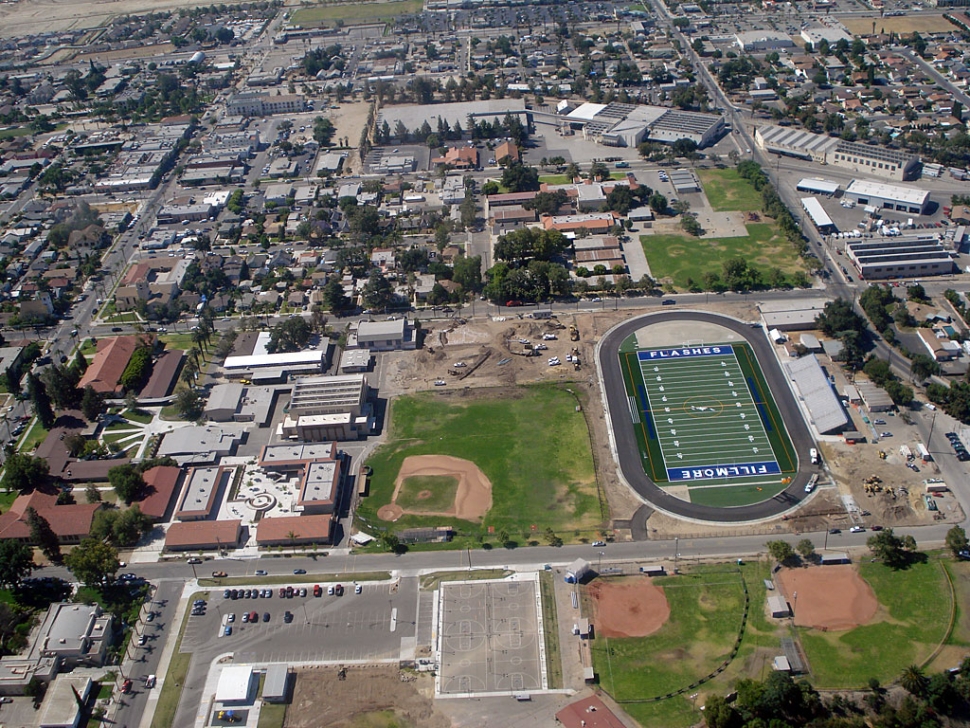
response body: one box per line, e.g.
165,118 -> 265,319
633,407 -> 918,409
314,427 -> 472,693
569,324 -> 579,341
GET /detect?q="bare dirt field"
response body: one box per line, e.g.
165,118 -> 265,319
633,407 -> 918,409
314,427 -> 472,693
588,577 -> 671,638
378,454 -> 492,522
0,0 -> 273,37
840,14 -> 957,35
776,564 -> 879,631
285,666 -> 451,728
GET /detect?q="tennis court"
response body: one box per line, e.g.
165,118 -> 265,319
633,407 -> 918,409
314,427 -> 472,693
619,341 -> 797,507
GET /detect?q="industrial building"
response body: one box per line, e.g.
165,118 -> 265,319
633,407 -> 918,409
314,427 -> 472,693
755,126 -> 920,181
801,197 -> 836,234
843,180 -> 931,215
844,234 -> 954,279
565,102 -> 724,148
783,355 -> 850,434
796,178 -> 840,196
222,347 -> 330,382
735,31 -> 795,51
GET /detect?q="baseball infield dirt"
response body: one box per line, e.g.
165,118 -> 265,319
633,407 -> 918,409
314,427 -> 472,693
587,577 -> 671,638
378,455 -> 492,522
776,564 -> 878,631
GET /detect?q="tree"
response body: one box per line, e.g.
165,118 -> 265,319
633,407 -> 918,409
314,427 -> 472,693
544,528 -> 563,547
79,386 -> 105,422
0,540 -> 34,589
313,116 -> 336,146
703,693 -> 739,728
362,270 -> 395,311
452,255 -> 482,293
500,162 -> 540,193
108,464 -> 145,504
73,350 -> 88,376
27,373 -> 54,430
64,538 -> 119,589
459,193 -> 477,230
267,317 -> 312,353
85,483 -> 102,504
25,507 -> 60,563
2,453 -> 49,494
378,531 -> 400,553
766,540 -> 795,564
911,354 -> 941,382
174,388 -> 203,421
796,539 -> 816,561
945,525 -> 969,558
867,528 -> 918,569
321,277 -> 351,313
899,665 -> 928,696
648,192 -> 668,214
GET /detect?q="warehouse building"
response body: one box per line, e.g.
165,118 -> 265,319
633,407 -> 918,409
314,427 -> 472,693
758,298 -> 832,331
796,178 -> 840,196
843,180 -> 931,215
566,102 -> 724,148
756,126 -> 920,181
262,665 -> 292,703
735,31 -> 795,51
348,318 -> 415,351
784,355 -> 849,434
845,235 -> 953,279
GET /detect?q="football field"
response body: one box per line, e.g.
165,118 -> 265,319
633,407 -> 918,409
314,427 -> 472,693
619,341 -> 797,507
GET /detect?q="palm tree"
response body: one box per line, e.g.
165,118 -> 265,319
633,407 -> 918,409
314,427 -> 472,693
191,328 -> 208,353
188,347 -> 202,369
899,665 -> 927,696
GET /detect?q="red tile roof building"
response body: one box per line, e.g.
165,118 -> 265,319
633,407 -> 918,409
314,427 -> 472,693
165,519 -> 242,551
555,695 -> 627,728
0,491 -> 100,544
255,514 -> 333,546
77,337 -> 142,395
138,466 -> 183,521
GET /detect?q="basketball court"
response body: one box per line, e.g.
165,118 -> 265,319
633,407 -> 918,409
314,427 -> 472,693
435,577 -> 546,697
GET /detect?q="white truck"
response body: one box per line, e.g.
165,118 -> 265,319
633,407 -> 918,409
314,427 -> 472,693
809,448 -> 819,465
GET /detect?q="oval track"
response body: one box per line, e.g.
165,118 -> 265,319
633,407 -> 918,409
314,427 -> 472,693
597,311 -> 816,522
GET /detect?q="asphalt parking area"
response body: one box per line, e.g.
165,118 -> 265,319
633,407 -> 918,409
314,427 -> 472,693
436,577 -> 546,696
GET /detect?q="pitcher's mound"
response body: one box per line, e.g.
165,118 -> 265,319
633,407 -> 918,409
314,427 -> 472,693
777,564 -> 878,631
588,577 -> 670,638
383,455 -> 493,522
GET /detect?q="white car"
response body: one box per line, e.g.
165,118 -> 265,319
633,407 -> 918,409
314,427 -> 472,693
542,333 -> 557,340
850,526 -> 865,533
548,358 -> 561,366
453,362 -> 467,368
434,380 -> 446,386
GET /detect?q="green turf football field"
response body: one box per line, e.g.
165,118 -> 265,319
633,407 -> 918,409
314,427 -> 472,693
618,340 -> 797,507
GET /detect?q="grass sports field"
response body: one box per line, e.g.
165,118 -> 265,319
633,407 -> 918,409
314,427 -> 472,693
357,385 -> 604,544
798,559 -> 952,688
618,336 -> 796,506
697,168 -> 763,212
640,224 -> 804,290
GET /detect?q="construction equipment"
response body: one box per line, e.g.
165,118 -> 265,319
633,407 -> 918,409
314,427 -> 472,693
569,324 -> 579,341
878,450 -> 886,459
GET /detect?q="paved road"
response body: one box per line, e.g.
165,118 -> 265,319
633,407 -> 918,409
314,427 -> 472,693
113,580 -> 183,728
596,310 -> 817,522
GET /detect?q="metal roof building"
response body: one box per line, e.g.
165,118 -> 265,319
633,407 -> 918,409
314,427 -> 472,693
845,234 -> 953,279
801,197 -> 836,233
796,178 -> 840,196
784,354 -> 849,434
758,298 -> 832,331
216,665 -> 254,704
262,664 -> 291,703
844,180 -> 931,215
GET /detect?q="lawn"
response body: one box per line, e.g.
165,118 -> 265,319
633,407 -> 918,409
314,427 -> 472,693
588,561 -> 780,728
122,408 -> 153,425
290,0 -> 423,26
395,475 -> 458,513
358,384 -> 604,543
18,419 -> 48,454
697,167 -> 764,212
257,702 -> 287,728
0,490 -> 18,513
797,558 -> 952,688
539,571 -> 563,689
0,126 -> 32,140
640,223 -> 804,289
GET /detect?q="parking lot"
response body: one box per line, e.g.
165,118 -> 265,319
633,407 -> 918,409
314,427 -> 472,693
181,576 -> 419,665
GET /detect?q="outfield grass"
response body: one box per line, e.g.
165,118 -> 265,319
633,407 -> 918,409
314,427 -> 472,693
797,559 -> 952,688
590,565 -> 761,728
290,0 -> 423,26
396,475 -> 458,513
640,223 -> 804,289
358,385 -> 603,542
697,167 -> 764,212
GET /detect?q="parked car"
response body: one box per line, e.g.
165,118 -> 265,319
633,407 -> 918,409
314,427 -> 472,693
223,626 -> 232,636
355,584 -> 362,595
592,541 -> 606,547
313,584 -> 322,597
263,612 -> 270,622
283,611 -> 294,623
187,557 -> 202,564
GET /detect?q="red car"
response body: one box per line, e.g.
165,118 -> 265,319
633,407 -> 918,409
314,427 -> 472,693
121,679 -> 133,694
313,584 -> 322,597
278,587 -> 286,598
335,584 -> 344,597
249,611 -> 258,623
